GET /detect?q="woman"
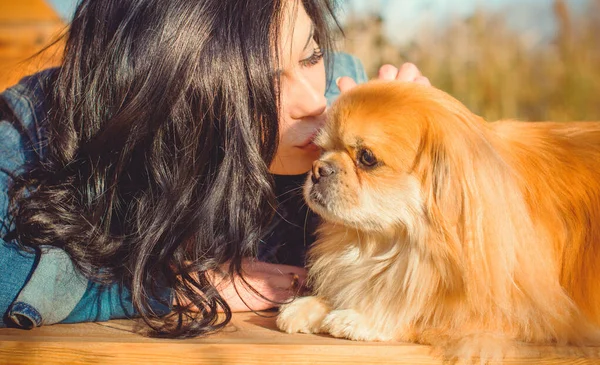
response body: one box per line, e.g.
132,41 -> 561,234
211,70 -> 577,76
0,0 -> 428,337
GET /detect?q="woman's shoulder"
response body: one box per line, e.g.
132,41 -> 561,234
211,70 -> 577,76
0,68 -> 57,162
1,67 -> 57,125
2,68 -> 58,107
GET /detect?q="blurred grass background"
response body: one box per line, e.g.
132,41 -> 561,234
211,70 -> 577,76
0,0 -> 598,121
339,0 -> 600,121
0,0 -> 65,92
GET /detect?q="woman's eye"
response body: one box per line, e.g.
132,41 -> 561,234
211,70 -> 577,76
359,149 -> 377,167
299,47 -> 323,68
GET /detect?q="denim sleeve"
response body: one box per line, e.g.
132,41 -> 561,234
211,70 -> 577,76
325,52 -> 369,105
0,79 -> 171,328
0,107 -> 51,328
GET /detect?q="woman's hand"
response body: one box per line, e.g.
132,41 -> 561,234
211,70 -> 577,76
337,62 -> 431,93
208,259 -> 307,312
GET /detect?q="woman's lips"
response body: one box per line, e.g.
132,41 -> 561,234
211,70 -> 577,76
298,129 -> 322,150
299,141 -> 320,152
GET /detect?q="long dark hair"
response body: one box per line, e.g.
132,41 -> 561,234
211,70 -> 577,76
8,0 -> 339,337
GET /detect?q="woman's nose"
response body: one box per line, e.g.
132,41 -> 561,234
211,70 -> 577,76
287,75 -> 327,120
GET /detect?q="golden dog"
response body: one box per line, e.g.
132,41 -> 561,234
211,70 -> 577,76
276,81 -> 600,361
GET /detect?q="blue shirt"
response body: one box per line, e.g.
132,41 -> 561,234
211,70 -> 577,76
0,52 -> 368,328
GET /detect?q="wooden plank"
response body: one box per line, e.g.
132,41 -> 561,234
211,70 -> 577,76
1,313 -> 599,364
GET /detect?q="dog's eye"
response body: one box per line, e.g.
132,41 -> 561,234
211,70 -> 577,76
359,149 -> 377,167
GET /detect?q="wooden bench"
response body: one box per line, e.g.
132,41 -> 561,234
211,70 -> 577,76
1,312 -> 599,364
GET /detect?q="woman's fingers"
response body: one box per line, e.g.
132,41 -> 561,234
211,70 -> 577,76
239,261 -> 307,295
177,259 -> 308,312
336,76 -> 358,93
240,258 -> 306,277
212,269 -> 306,312
415,76 -> 431,86
338,63 -> 431,96
394,62 -> 422,82
378,64 -> 400,80
208,259 -> 308,312
377,63 -> 431,85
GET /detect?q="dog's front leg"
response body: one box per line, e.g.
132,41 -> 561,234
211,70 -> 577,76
321,309 -> 395,341
276,296 -> 331,334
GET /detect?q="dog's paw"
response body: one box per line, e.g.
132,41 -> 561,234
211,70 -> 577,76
276,296 -> 331,334
321,309 -> 393,341
433,332 -> 516,365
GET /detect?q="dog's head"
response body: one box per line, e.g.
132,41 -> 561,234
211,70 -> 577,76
305,81 -> 490,238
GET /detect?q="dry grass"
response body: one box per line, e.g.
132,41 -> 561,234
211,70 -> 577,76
339,0 -> 600,122
0,0 -> 66,91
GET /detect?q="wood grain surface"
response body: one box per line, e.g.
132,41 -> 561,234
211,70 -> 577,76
1,312 -> 600,364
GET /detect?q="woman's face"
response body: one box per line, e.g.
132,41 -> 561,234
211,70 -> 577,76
269,1 -> 327,175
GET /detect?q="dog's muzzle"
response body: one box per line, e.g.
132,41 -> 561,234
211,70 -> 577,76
311,160 -> 339,184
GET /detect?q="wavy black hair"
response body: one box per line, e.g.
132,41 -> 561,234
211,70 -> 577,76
8,0 -> 340,337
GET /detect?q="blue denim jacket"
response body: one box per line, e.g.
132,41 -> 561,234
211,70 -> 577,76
0,52 -> 368,328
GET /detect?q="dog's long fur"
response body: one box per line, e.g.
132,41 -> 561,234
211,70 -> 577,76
276,81 -> 600,361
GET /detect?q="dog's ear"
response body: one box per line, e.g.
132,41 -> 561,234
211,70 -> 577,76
412,121 -> 461,231
415,112 -> 562,312
409,122 -> 464,291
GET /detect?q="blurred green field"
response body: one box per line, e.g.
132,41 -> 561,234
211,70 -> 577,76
339,0 -> 600,122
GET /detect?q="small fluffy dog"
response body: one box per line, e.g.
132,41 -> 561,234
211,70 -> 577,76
276,81 -> 600,361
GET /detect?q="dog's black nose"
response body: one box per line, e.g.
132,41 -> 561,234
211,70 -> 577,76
311,160 -> 337,183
